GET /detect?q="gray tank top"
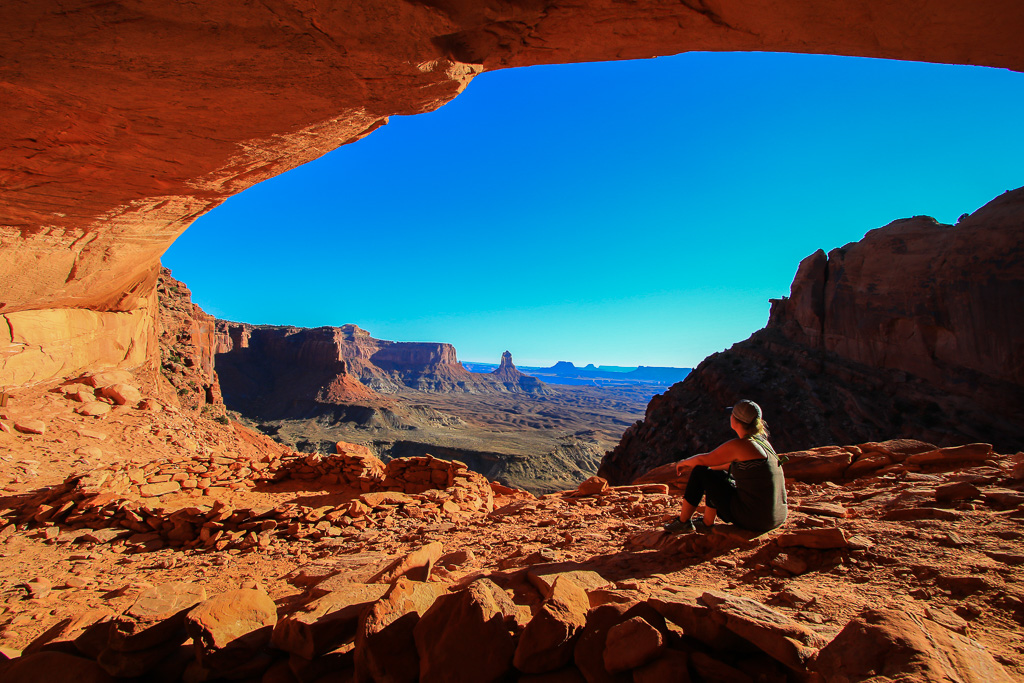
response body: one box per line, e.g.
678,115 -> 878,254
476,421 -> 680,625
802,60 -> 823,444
728,435 -> 788,532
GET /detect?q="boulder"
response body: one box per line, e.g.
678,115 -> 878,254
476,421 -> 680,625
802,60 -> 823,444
514,576 -> 590,674
815,608 -> 1015,682
844,452 -> 892,478
983,489 -> 1024,509
139,481 -> 181,497
413,578 -> 518,683
76,402 -> 112,417
527,568 -> 611,598
369,541 -> 443,583
935,481 -> 981,503
572,603 -> 633,683
360,491 -> 419,508
272,583 -> 388,659
13,420 -> 46,435
905,443 -> 994,466
701,591 -> 828,671
24,577 -> 51,599
781,448 -> 854,482
184,588 -> 277,670
859,439 -> 937,461
95,383 -> 142,406
776,527 -> 849,549
576,477 -> 609,496
354,577 -> 447,683
335,440 -> 373,456
603,616 -> 665,673
574,602 -> 670,683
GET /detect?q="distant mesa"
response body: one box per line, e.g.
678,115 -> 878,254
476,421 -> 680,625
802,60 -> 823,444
461,359 -> 691,388
491,351 -> 547,393
491,350 -> 521,381
527,361 -> 692,387
213,324 -> 549,419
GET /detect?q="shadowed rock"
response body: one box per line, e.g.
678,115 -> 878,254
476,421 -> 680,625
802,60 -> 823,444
815,608 -> 1016,682
414,578 -> 518,682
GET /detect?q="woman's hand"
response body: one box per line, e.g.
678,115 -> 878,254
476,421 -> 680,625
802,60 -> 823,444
676,452 -> 703,475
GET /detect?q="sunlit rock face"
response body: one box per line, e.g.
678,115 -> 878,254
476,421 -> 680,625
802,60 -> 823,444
770,189 -> 1024,390
2,0 -> 1023,384
600,188 -> 1024,485
212,323 -> 548,418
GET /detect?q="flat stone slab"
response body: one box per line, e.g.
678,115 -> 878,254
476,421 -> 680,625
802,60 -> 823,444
526,566 -> 611,597
139,481 -> 181,497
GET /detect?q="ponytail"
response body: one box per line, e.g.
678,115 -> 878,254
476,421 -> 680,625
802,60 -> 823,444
744,416 -> 770,439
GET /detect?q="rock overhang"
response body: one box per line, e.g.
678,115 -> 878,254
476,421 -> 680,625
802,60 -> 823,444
2,0 -> 1023,384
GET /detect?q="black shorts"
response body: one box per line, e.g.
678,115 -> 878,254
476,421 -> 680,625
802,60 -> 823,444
682,465 -> 735,522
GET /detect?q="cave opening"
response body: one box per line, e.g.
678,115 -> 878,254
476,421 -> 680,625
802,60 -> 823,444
163,51 -> 1024,370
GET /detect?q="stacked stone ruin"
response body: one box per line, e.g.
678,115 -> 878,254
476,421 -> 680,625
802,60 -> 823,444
8,443 -> 497,555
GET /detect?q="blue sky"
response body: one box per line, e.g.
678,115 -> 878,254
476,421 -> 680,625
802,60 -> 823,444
164,52 -> 1024,368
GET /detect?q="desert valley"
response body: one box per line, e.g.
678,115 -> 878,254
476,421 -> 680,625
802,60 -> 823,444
206,301 -> 658,494
2,2 -> 1024,683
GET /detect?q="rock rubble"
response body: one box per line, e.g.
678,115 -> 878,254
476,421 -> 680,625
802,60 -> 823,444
2,373 -> 1024,680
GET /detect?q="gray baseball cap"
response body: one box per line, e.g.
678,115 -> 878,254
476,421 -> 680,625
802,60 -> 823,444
729,399 -> 762,425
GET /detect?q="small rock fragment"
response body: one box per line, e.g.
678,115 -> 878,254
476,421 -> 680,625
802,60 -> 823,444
76,402 -> 112,417
13,420 -> 46,435
25,577 -> 52,599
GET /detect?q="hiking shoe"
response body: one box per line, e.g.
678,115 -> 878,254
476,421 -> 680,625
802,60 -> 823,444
694,520 -> 714,534
664,517 -> 695,534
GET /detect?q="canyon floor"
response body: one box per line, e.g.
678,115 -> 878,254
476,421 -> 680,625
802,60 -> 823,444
1,371 -> 1023,681
236,383 -> 654,494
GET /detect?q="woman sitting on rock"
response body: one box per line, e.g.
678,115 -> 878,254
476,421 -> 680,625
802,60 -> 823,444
664,399 -> 787,534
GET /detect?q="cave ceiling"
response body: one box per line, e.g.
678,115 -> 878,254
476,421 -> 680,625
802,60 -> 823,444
2,0 -> 1022,314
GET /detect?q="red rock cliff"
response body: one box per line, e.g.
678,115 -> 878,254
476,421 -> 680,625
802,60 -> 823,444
213,323 -> 379,418
214,323 -> 548,417
157,269 -> 225,413
769,192 -> 1024,389
600,186 -> 1024,484
2,1 -> 1023,386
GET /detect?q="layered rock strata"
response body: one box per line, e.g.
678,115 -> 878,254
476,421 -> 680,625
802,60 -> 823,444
3,1 -> 1024,388
0,297 -> 158,389
155,270 -> 224,414
213,323 -> 380,418
601,187 -> 1024,484
214,322 -> 547,419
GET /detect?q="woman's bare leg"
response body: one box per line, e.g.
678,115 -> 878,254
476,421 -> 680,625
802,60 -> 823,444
703,507 -> 718,526
677,500 -> 696,522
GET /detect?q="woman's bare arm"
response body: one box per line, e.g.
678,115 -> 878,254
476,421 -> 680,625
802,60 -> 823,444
675,439 -> 742,474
